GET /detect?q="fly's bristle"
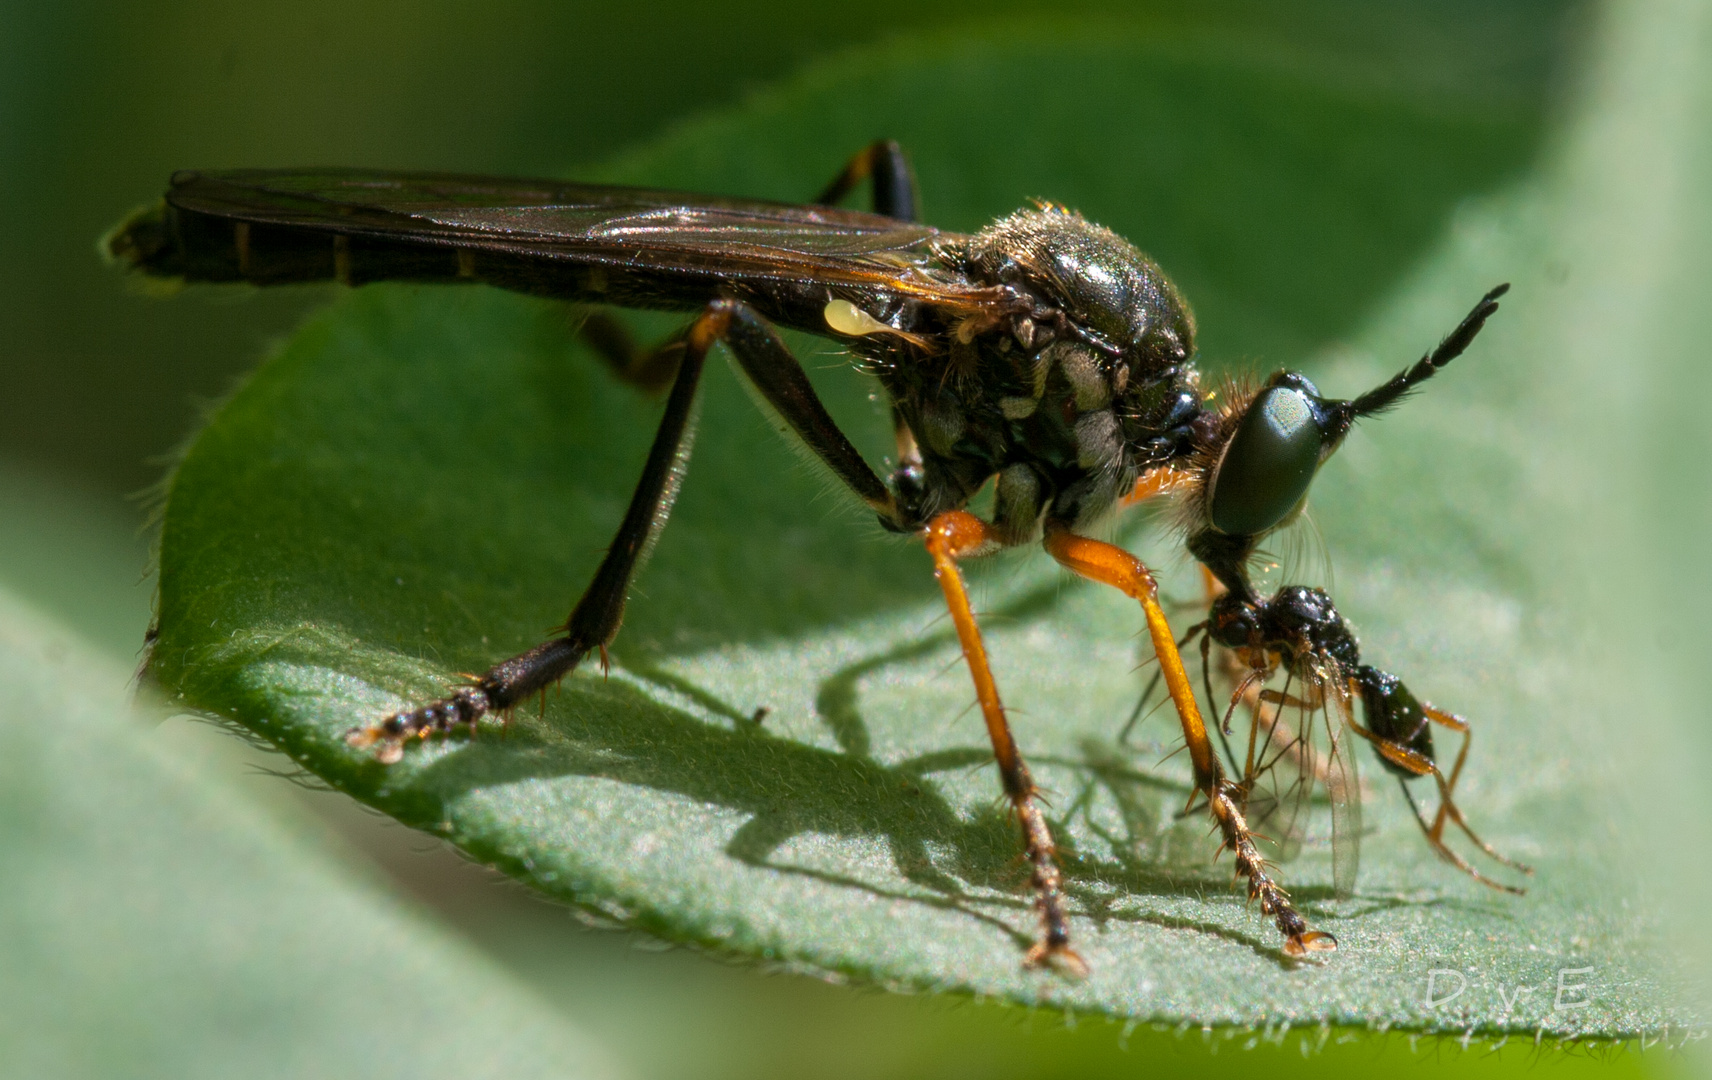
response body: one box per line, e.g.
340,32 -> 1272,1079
1162,373 -> 1255,541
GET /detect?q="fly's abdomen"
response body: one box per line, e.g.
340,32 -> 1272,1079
102,198 -> 697,309
105,200 -> 486,288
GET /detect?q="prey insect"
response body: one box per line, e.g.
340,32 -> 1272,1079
107,140 -> 1528,973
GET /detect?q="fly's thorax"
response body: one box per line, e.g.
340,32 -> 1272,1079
871,317 -> 1203,539
895,206 -> 1205,534
947,206 -> 1196,373
1008,336 -> 1202,523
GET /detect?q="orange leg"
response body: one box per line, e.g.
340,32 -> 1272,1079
1419,705 -> 1533,876
1119,465 -> 1190,509
1420,705 -> 1469,843
923,511 -> 1086,977
1345,717 -> 1531,892
1042,522 -> 1334,958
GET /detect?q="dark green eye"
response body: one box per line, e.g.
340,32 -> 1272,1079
1207,384 -> 1326,535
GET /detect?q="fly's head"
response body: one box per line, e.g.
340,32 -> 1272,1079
1182,371 -> 1365,596
1182,285 -> 1507,596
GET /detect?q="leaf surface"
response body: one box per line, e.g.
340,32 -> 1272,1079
0,588 -> 617,1079
147,23 -> 1695,1037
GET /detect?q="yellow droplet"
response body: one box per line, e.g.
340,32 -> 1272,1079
824,299 -> 889,336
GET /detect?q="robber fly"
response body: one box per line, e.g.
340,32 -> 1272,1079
106,140 -> 1528,973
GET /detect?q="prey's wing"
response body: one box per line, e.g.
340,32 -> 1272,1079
162,168 -> 1001,312
1325,673 -> 1364,900
1242,679 -> 1315,865
1239,661 -> 1362,899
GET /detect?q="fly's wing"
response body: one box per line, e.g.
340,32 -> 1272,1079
127,168 -> 1004,315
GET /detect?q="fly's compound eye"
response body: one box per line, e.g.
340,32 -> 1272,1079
1206,381 -> 1331,536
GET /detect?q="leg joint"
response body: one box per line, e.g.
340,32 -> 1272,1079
689,301 -> 737,352
924,509 -> 1001,561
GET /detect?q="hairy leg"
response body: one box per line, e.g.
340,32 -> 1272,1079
923,510 -> 1086,976
1044,522 -> 1335,958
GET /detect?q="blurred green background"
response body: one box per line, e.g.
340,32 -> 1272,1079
1,0 -> 1700,1077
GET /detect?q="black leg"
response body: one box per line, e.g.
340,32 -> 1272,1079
815,139 -> 918,221
579,305 -> 901,519
348,306 -> 712,762
350,298 -> 903,759
717,299 -> 902,526
573,309 -> 685,394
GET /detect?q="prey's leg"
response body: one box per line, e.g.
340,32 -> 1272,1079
1349,714 -> 1531,891
1043,522 -> 1335,958
924,510 -> 1085,977
1418,705 -> 1530,873
816,139 -> 918,221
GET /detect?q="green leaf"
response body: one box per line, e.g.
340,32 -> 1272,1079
0,587 -> 617,1079
146,21 -> 1695,1039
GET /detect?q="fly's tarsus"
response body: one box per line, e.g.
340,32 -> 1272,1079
1209,780 -> 1335,959
348,635 -> 597,761
347,683 -> 498,764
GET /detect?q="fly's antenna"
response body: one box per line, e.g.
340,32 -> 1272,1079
1328,284 -> 1509,434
